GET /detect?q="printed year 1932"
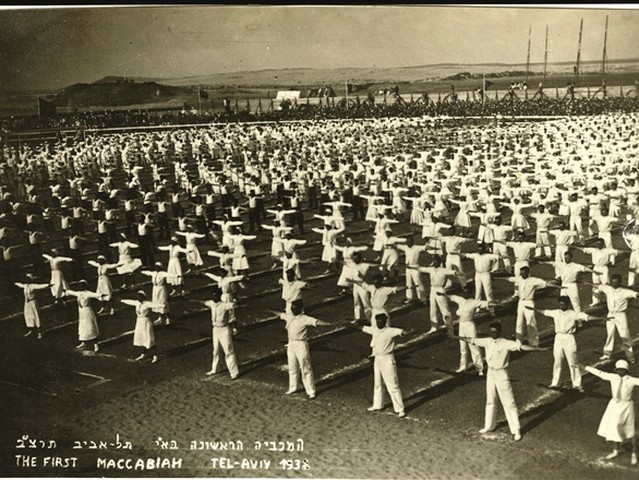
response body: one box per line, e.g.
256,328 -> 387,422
279,458 -> 310,470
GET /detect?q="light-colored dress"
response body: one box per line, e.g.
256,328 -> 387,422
68,290 -> 101,342
336,246 -> 367,287
181,232 -> 205,267
586,366 -> 639,442
19,283 -> 49,328
161,244 -> 187,286
48,256 -> 72,299
114,241 -> 142,275
314,228 -> 342,263
508,203 -> 531,230
95,264 -> 115,300
231,234 -> 256,271
133,301 -> 157,349
150,271 -> 169,314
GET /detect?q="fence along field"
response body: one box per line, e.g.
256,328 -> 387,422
1,61 -> 637,118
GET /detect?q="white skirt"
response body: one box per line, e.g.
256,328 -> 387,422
597,399 -> 635,442
271,240 -> 284,258
337,263 -> 357,287
152,285 -> 169,314
133,315 -> 155,348
322,244 -> 337,263
96,275 -> 113,300
50,271 -> 69,299
186,246 -> 204,266
78,306 -> 99,341
392,198 -> 407,214
167,257 -> 183,285
410,209 -> 424,225
511,214 -> 530,230
24,300 -> 41,328
454,212 -> 471,228
233,255 -> 250,271
117,258 -> 142,275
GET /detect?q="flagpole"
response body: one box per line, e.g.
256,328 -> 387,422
575,18 -> 583,84
345,81 -> 349,110
526,26 -> 532,83
601,14 -> 609,87
543,25 -> 549,83
198,86 -> 202,116
482,74 -> 486,109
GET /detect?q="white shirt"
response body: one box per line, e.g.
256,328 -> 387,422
365,285 -> 398,310
203,300 -> 236,327
363,325 -> 403,356
473,337 -> 521,370
508,276 -> 547,301
283,313 -> 318,342
467,253 -> 499,274
560,262 -> 587,283
419,266 -> 456,289
542,309 -> 588,334
449,296 -> 488,323
398,244 -> 425,267
598,285 -> 638,313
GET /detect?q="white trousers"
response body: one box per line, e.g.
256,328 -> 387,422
603,313 -> 634,361
569,215 -> 583,235
552,334 -> 581,387
493,243 -> 510,269
484,368 -> 520,435
287,340 -> 315,396
591,267 -> 609,304
446,254 -> 466,287
474,272 -> 494,302
429,288 -> 451,329
353,287 -> 371,321
372,354 -> 404,414
554,245 -> 569,277
458,321 -> 483,372
535,231 -> 551,257
405,269 -> 425,301
516,300 -> 539,347
211,326 -> 239,378
560,282 -> 581,312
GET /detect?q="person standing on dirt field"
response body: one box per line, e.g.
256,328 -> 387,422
457,322 -> 546,442
352,312 -> 411,418
528,296 -> 605,393
584,360 -> 639,466
200,286 -> 239,379
277,300 -> 331,399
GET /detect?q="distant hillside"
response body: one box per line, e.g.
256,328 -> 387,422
1,59 -> 638,117
144,59 -> 639,88
52,81 -> 193,108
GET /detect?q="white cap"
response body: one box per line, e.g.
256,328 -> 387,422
615,359 -> 630,371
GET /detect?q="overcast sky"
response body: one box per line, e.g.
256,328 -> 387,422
0,5 -> 638,91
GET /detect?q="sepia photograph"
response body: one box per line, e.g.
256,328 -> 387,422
1,4 -> 639,479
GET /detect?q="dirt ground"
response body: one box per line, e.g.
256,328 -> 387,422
2,121 -> 639,479
1,211 -> 638,479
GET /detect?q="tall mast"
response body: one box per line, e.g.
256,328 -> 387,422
575,18 -> 584,84
526,26 -> 532,83
543,25 -> 549,83
602,14 -> 609,84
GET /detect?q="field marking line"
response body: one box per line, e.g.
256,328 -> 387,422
0,378 -> 57,397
